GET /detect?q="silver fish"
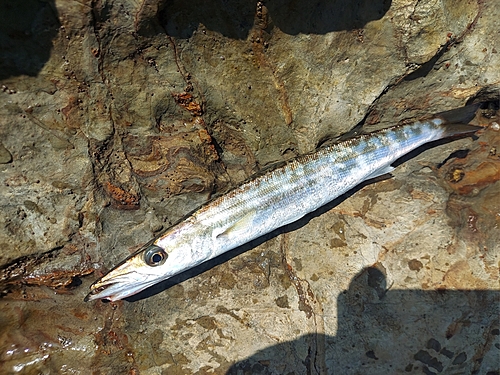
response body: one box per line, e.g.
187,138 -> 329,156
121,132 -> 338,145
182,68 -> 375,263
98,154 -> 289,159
85,104 -> 481,302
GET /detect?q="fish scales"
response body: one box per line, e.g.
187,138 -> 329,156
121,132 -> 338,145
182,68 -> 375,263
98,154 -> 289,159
201,123 -> 427,219
85,104 -> 481,302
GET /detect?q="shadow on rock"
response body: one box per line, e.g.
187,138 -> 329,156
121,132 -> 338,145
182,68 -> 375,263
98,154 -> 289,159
226,266 -> 499,374
160,0 -> 392,40
0,0 -> 60,80
266,0 -> 392,35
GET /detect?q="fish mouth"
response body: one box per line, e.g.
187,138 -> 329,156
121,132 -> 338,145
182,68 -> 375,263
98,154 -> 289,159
84,264 -> 159,302
84,246 -> 164,302
85,275 -> 131,302
84,279 -> 126,302
85,276 -> 159,302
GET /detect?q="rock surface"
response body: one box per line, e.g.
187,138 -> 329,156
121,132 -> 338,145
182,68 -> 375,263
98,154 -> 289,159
0,0 -> 498,374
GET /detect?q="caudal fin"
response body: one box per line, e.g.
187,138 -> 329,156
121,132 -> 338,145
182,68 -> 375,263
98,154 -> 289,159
434,103 -> 482,137
436,102 -> 481,123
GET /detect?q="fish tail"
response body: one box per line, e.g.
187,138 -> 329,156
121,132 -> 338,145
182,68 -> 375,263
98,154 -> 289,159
434,102 -> 482,137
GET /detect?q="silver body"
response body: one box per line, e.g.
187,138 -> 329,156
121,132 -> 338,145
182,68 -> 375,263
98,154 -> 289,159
85,105 -> 479,302
163,120 -> 443,274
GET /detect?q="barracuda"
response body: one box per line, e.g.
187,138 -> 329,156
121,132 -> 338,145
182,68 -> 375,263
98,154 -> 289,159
85,104 -> 481,302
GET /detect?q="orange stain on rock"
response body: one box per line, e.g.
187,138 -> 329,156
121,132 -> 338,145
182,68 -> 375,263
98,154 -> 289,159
103,181 -> 140,209
172,92 -> 203,116
447,161 -> 500,194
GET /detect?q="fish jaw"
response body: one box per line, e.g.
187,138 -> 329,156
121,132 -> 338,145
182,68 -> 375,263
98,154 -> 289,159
84,254 -> 165,302
85,231 -> 208,302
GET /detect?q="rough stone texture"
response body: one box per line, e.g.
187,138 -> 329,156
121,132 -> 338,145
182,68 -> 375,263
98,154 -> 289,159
0,0 -> 498,374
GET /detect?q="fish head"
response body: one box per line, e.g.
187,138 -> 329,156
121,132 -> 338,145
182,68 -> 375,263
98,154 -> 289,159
85,243 -> 178,302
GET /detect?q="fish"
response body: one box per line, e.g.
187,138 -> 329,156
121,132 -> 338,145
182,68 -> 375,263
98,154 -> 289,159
85,103 -> 481,302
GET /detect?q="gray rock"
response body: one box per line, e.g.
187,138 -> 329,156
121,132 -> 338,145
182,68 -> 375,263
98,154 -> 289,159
0,142 -> 12,163
0,0 -> 498,374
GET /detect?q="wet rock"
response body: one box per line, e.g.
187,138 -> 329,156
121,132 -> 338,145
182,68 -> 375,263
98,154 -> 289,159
0,0 -> 499,374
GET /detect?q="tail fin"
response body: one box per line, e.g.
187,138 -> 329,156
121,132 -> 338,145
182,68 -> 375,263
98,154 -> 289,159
436,102 -> 481,124
434,103 -> 482,137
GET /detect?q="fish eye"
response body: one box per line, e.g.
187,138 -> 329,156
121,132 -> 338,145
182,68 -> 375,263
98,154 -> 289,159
144,245 -> 167,266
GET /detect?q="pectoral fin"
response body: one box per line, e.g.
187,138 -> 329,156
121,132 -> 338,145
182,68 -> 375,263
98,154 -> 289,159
214,210 -> 256,240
